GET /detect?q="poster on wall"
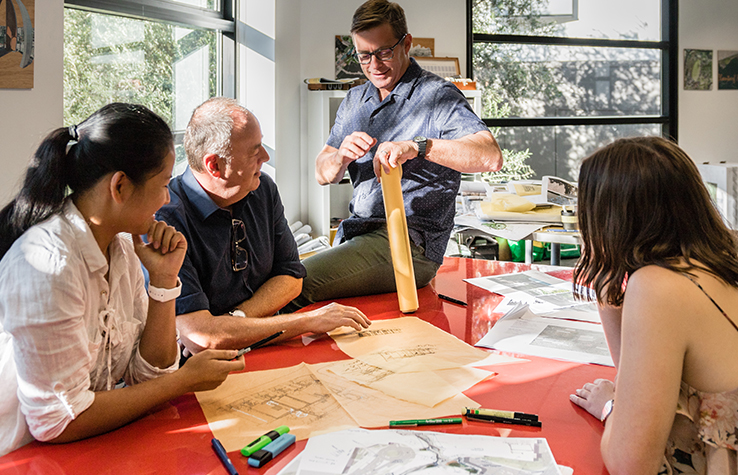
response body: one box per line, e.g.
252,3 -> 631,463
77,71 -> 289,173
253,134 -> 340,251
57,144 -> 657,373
335,35 -> 365,80
718,50 -> 738,90
683,49 -> 712,91
0,0 -> 34,89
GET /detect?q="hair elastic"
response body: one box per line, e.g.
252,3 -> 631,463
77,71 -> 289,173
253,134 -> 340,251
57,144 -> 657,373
68,125 -> 79,141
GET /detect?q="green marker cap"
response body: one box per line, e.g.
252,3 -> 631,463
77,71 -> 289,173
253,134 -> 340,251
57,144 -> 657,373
240,425 -> 290,456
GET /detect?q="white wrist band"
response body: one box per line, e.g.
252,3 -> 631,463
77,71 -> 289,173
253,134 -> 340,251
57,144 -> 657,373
148,277 -> 182,302
601,399 -> 614,422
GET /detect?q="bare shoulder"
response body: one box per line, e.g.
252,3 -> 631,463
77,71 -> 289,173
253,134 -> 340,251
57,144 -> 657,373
623,266 -> 697,329
626,265 -> 691,303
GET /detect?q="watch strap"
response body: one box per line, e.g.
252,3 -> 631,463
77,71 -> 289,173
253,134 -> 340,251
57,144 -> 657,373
413,136 -> 427,159
148,277 -> 182,302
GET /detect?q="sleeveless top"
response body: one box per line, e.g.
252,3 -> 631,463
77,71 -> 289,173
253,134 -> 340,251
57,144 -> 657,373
659,275 -> 738,475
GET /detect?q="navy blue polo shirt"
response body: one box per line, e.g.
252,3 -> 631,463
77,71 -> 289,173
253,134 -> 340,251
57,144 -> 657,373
328,58 -> 489,264
156,167 -> 306,316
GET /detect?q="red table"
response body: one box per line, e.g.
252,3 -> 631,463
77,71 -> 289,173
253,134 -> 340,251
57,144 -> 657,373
0,258 -> 615,475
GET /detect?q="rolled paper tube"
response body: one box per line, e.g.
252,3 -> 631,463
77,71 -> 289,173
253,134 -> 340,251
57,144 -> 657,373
380,164 -> 419,313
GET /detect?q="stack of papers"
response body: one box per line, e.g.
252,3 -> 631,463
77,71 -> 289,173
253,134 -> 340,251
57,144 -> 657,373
281,428 -> 566,475
466,270 -> 613,367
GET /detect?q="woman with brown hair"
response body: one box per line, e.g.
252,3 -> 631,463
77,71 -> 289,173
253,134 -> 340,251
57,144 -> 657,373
569,136 -> 738,474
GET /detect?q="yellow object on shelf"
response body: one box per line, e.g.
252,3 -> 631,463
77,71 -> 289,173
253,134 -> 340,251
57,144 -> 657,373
380,164 -> 419,314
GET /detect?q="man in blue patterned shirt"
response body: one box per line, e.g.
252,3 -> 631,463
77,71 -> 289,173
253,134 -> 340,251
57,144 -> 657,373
289,0 -> 502,309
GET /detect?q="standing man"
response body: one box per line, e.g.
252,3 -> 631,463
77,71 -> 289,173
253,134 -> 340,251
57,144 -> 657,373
288,0 -> 503,309
157,97 -> 370,355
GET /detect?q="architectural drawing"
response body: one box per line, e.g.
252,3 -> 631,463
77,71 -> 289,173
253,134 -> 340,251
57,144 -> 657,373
297,428 -> 562,475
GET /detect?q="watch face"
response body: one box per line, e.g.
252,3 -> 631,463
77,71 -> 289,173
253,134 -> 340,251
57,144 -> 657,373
414,136 -> 427,142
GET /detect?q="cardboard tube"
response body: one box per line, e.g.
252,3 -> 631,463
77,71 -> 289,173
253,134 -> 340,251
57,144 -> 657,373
380,164 -> 419,313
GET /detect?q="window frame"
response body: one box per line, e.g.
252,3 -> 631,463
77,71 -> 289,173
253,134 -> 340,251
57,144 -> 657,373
63,0 -> 237,145
466,0 -> 678,140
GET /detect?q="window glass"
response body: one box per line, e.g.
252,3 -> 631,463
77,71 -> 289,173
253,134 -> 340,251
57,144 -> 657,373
474,43 -> 662,118
473,0 -> 661,41
63,8 -> 218,137
493,124 -> 663,180
168,0 -> 219,11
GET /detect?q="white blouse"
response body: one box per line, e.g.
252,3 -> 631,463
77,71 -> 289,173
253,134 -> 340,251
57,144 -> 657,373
0,201 -> 178,456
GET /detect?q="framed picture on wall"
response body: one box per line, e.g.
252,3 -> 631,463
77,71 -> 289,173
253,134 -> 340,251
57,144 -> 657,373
414,57 -> 460,78
718,50 -> 738,90
335,35 -> 365,80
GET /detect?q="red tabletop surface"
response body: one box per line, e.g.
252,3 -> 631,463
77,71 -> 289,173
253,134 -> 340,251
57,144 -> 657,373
0,258 -> 615,475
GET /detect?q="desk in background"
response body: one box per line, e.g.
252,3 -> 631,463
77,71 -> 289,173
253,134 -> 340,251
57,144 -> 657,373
525,228 -> 582,265
0,258 -> 613,475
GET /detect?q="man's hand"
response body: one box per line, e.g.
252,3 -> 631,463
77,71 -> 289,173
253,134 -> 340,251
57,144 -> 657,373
337,131 -> 377,165
373,140 -> 419,179
302,302 -> 371,334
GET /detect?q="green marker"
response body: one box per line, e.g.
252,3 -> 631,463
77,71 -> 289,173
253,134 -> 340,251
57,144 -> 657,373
240,425 -> 290,456
389,418 -> 462,427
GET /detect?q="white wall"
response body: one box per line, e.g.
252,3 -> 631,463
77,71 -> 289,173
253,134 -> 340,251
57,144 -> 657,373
0,0 -> 64,206
276,0 -> 467,223
679,0 -> 738,163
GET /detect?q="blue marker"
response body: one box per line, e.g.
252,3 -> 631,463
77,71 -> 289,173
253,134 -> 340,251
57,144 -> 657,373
247,433 -> 296,468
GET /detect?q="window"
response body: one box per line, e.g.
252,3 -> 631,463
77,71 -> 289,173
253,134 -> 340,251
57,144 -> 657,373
64,0 -> 235,170
468,0 -> 677,180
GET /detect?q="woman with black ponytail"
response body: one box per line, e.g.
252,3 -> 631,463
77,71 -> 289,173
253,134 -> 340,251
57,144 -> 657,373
0,103 -> 244,456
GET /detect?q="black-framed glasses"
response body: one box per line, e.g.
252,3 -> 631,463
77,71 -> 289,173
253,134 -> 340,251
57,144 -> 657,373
355,34 -> 407,65
231,219 -> 249,272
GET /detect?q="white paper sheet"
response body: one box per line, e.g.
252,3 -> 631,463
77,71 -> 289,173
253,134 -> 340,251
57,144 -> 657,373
296,428 -> 562,475
476,304 -> 614,367
466,270 -> 600,322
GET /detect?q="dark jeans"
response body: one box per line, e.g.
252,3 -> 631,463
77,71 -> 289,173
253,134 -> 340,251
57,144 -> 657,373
284,227 -> 440,311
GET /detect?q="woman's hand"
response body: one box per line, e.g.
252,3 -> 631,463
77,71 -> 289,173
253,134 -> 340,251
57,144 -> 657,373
178,349 -> 245,392
570,378 -> 616,420
133,220 -> 187,287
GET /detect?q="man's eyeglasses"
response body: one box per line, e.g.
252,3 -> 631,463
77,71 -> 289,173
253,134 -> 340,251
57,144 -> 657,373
231,219 -> 249,272
355,34 -> 407,65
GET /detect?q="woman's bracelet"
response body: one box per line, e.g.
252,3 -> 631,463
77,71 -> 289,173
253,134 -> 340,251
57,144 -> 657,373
148,277 -> 182,302
600,399 -> 614,422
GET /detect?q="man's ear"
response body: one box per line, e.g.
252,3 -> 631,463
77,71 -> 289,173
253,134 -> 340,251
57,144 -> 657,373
403,33 -> 413,54
109,171 -> 134,205
203,153 -> 223,179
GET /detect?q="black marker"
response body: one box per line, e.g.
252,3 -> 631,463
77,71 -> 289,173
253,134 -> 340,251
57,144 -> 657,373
235,330 -> 284,358
438,294 -> 468,307
465,413 -> 542,427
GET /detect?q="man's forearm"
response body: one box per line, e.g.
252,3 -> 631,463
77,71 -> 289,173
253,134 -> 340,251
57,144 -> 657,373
316,146 -> 350,185
235,275 -> 302,319
177,310 -> 305,353
425,131 -> 503,173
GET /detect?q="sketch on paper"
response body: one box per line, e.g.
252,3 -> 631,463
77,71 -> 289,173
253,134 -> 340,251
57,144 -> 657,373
531,325 -> 610,357
297,428 -> 563,475
476,303 -> 614,366
0,0 -> 34,88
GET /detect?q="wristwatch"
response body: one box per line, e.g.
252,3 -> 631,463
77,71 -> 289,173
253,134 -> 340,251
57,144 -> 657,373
148,277 -> 182,302
413,136 -> 427,159
600,399 -> 614,422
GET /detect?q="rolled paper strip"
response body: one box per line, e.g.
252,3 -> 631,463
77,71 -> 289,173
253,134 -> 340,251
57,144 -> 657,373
380,164 -> 419,313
